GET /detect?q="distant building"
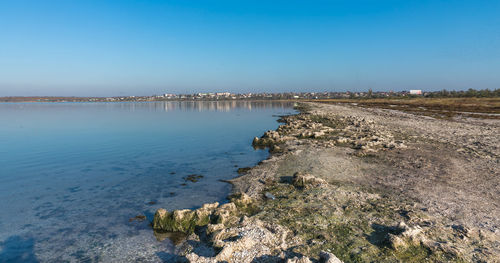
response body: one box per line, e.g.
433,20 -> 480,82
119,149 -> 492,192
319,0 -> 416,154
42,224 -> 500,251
410,90 -> 423,95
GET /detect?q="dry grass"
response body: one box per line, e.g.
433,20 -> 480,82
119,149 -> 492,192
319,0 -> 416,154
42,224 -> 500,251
311,97 -> 500,119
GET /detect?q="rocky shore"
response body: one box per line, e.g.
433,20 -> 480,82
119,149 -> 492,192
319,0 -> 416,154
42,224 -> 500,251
153,102 -> 499,262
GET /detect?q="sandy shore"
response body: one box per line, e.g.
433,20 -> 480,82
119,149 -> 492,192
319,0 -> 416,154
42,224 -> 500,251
154,102 -> 499,262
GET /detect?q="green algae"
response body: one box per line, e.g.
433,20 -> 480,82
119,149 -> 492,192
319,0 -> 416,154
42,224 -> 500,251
255,181 -> 465,262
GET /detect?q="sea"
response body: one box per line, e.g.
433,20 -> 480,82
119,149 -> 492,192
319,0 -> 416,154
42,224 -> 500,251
0,101 -> 295,262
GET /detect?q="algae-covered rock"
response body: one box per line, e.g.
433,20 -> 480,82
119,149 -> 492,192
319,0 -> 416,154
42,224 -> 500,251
252,130 -> 283,148
292,172 -> 327,189
230,192 -> 259,215
212,203 -> 237,224
229,192 -> 253,208
153,202 -> 219,233
237,167 -> 252,174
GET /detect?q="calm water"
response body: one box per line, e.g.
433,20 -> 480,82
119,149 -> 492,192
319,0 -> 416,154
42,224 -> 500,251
0,101 -> 294,262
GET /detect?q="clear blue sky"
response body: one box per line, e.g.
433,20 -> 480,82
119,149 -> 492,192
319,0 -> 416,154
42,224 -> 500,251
1,0 -> 499,96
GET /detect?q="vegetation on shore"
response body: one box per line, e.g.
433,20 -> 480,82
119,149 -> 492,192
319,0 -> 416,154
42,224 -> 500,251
311,97 -> 500,119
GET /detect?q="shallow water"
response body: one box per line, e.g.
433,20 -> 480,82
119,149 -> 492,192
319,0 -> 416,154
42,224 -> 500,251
0,101 -> 294,262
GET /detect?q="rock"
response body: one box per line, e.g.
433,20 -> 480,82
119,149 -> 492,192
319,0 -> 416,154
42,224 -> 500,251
270,144 -> 283,153
153,202 -> 219,233
187,218 -> 293,263
128,214 -> 146,222
184,174 -> 203,182
319,251 -> 344,263
206,223 -> 225,234
263,130 -> 280,140
213,203 -> 237,224
388,233 -> 407,250
153,231 -> 187,244
264,192 -> 276,200
384,142 -> 396,149
252,137 -> 275,147
230,192 -> 254,209
292,172 -> 327,189
336,137 -> 349,144
237,167 -> 252,174
196,203 -> 219,223
451,224 -> 471,238
402,225 -> 423,240
287,256 -> 312,263
313,131 -> 325,138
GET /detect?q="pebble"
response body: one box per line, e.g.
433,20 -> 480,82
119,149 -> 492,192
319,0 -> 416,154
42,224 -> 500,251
264,192 -> 276,200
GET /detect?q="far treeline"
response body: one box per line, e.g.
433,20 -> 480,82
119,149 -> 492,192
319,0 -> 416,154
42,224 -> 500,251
423,88 -> 500,98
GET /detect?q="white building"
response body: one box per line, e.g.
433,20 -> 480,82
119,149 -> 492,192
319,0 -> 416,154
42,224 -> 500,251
409,90 -> 422,95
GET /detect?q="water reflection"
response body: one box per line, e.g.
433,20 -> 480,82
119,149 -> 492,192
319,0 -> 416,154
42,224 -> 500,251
110,101 -> 295,112
0,101 -> 296,113
159,101 -> 295,112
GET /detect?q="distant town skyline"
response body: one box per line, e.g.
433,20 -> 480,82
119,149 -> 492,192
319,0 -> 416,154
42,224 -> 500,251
1,0 -> 499,96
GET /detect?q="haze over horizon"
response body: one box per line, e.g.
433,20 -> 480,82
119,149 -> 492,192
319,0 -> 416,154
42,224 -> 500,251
1,0 -> 499,97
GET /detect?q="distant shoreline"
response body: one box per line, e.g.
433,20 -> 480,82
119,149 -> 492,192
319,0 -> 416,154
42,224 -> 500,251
2,89 -> 499,103
0,98 -> 300,103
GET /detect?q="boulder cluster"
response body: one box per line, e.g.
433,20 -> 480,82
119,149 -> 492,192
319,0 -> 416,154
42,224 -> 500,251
291,172 -> 327,189
153,193 -> 255,234
185,217 -> 295,263
253,113 -> 406,155
153,184 -> 345,262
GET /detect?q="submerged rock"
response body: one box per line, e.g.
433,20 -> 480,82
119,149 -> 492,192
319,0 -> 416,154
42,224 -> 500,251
128,215 -> 146,222
153,231 -> 187,244
184,174 -> 204,183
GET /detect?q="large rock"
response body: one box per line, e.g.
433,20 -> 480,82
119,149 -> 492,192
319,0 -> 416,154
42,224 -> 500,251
186,218 -> 294,263
319,251 -> 344,263
292,172 -> 327,189
230,192 -> 258,214
388,222 -> 425,250
212,203 -> 237,224
153,202 -> 219,233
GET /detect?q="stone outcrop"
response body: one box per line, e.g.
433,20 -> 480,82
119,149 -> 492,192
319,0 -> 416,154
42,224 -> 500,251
292,172 -> 327,189
153,193 -> 256,234
153,202 -> 219,233
185,217 -> 295,263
